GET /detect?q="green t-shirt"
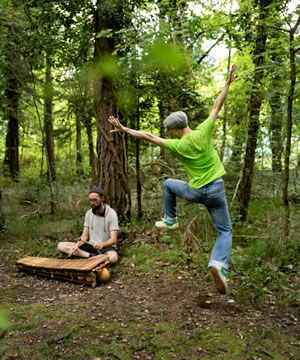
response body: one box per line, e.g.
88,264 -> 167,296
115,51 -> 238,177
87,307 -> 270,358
164,117 -> 226,189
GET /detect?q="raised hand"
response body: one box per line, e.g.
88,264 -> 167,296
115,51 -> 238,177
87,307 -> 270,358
108,116 -> 125,133
226,64 -> 237,85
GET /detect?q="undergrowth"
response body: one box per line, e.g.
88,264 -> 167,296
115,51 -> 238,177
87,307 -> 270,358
0,171 -> 299,306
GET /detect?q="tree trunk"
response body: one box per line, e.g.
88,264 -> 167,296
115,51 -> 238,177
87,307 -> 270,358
158,100 -> 170,159
269,77 -> 283,173
4,76 -> 20,180
93,0 -> 131,222
220,1 -> 233,162
136,86 -> 142,219
75,111 -> 84,175
283,15 -> 300,236
44,53 -> 56,214
237,0 -> 271,221
225,124 -> 246,189
220,47 -> 231,162
3,3 -> 23,181
44,53 -> 56,182
30,64 -> 45,178
269,29 -> 284,173
83,114 -> 97,186
157,0 -> 171,159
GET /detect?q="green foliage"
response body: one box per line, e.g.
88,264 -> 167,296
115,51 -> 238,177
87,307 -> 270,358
93,55 -> 121,79
0,174 -> 299,359
142,38 -> 188,73
229,191 -> 299,303
1,0 -> 297,187
230,241 -> 299,304
0,4 -> 299,360
120,242 -> 189,278
0,0 -> 299,309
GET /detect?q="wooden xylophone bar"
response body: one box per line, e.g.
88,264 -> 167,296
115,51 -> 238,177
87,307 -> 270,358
16,255 -> 110,287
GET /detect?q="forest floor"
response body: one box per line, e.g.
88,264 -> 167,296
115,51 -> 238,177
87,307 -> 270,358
0,228 -> 299,360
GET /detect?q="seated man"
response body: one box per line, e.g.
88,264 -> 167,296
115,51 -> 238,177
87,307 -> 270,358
57,186 -> 119,264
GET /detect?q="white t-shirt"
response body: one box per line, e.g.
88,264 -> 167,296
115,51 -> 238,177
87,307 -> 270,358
84,204 -> 119,245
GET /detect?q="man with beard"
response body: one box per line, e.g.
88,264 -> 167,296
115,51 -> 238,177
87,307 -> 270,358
57,186 -> 119,264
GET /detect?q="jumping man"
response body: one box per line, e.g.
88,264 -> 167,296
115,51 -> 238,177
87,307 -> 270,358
108,64 -> 237,294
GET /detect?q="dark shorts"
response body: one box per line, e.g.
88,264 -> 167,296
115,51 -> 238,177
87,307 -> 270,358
79,243 -> 117,257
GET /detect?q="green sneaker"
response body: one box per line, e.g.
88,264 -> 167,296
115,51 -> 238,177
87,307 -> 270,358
155,218 -> 179,230
210,266 -> 228,294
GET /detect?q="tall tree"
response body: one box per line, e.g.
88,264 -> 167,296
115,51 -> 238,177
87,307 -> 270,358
71,85 -> 95,180
55,0 -> 96,181
269,65 -> 283,173
83,110 -> 97,185
157,0 -> 181,153
283,13 -> 300,236
1,1 -> 25,179
266,6 -> 288,174
237,0 -> 273,221
135,82 -> 142,219
75,107 -> 84,175
93,0 -> 131,222
44,52 -> 56,182
4,74 -> 20,179
220,0 -> 234,162
23,1 -> 61,184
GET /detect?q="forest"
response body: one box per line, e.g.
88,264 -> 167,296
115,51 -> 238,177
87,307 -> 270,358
0,0 -> 299,359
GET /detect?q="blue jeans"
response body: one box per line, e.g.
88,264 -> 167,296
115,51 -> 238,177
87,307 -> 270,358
163,178 -> 232,270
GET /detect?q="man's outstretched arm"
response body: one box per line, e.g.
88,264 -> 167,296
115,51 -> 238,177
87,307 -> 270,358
209,64 -> 237,122
108,116 -> 165,148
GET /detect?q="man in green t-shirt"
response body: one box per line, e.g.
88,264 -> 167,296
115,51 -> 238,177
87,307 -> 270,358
108,65 -> 237,294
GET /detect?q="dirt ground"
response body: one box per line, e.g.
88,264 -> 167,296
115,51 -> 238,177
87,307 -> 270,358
0,254 -> 299,360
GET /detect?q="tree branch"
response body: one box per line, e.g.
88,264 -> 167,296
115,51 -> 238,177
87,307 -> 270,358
285,13 -> 300,34
291,14 -> 300,35
143,161 -> 176,175
196,34 -> 225,64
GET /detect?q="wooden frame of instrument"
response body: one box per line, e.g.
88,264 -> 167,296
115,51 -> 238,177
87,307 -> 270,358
16,255 -> 110,287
